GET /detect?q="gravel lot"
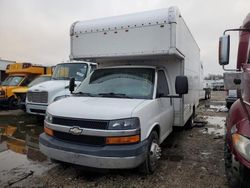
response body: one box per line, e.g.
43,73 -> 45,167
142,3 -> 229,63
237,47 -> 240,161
0,91 -> 229,188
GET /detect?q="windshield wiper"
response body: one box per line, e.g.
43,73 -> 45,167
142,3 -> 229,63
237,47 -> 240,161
73,92 -> 97,97
98,92 -> 132,99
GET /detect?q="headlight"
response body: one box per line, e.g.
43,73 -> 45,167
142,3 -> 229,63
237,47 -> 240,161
108,118 -> 140,130
53,95 -> 70,102
232,133 -> 250,161
45,112 -> 53,123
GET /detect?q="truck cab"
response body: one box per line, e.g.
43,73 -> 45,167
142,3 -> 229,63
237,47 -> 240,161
219,13 -> 250,187
26,61 -> 96,115
41,64 -> 187,173
39,7 -> 202,174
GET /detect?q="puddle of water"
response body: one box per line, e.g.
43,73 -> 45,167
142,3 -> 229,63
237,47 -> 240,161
202,116 -> 226,136
0,113 -> 54,186
0,150 -> 53,182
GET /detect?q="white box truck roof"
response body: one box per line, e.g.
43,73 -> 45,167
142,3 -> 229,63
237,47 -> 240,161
70,7 -> 200,62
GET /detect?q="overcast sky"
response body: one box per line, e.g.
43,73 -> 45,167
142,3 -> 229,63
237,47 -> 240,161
0,0 -> 249,75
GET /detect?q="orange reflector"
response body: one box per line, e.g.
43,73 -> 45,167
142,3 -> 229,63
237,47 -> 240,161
232,133 -> 240,144
44,127 -> 54,137
106,135 -> 140,145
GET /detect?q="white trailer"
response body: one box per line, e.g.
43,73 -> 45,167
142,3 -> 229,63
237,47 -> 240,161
40,7 -> 202,173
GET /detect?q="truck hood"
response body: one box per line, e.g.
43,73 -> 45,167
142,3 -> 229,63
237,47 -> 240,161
48,96 -> 147,120
28,80 -> 70,92
12,87 -> 28,94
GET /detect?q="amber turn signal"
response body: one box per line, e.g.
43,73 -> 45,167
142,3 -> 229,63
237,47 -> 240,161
106,135 -> 140,145
44,126 -> 54,137
232,133 -> 240,144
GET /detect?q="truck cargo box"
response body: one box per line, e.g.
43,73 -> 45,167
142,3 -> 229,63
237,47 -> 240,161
70,7 -> 199,62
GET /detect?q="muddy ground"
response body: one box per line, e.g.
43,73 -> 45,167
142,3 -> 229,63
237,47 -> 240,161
0,91 -> 229,188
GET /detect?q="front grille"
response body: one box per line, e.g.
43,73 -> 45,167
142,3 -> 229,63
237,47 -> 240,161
52,117 -> 108,130
53,131 -> 106,146
27,91 -> 48,103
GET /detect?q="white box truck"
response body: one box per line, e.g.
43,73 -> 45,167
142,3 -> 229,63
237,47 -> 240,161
26,61 -> 97,115
40,7 -> 203,173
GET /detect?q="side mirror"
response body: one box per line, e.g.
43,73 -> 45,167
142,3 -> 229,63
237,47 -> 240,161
219,35 -> 230,65
175,76 -> 188,95
69,77 -> 75,93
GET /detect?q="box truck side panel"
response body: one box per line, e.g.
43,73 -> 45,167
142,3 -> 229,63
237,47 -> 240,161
71,24 -> 172,60
175,16 -> 201,125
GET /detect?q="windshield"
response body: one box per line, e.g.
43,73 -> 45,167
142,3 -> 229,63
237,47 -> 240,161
52,63 -> 88,81
76,68 -> 155,99
1,76 -> 24,86
28,76 -> 51,87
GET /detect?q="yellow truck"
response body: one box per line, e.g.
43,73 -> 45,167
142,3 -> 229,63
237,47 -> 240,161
13,74 -> 51,110
0,63 -> 52,109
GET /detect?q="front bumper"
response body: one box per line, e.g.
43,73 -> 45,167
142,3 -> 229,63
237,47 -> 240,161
26,103 -> 48,115
39,133 -> 147,169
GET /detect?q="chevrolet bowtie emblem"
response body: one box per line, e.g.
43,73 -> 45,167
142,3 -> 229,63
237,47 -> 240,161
69,127 -> 83,135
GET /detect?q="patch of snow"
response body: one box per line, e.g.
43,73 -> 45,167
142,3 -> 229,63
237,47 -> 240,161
209,105 -> 228,112
201,116 -> 226,136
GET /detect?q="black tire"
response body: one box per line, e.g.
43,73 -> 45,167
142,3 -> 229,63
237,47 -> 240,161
239,164 -> 250,188
226,102 -> 232,110
185,107 -> 195,129
8,97 -> 18,110
224,140 -> 235,187
224,137 -> 248,188
139,131 -> 160,174
185,116 -> 193,130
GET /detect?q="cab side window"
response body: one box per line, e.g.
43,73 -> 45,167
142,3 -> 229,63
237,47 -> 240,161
157,70 -> 169,96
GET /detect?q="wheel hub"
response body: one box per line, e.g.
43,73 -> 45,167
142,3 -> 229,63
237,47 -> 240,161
149,141 -> 161,166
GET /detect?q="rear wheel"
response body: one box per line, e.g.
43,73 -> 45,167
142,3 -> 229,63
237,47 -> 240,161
185,106 -> 195,129
139,131 -> 161,174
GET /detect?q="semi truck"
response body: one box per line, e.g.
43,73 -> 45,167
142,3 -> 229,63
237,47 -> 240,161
219,13 -> 250,187
40,7 -> 203,173
26,61 -> 97,115
0,63 -> 52,109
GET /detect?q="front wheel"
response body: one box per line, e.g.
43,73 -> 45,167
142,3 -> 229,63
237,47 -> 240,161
226,102 -> 232,110
139,131 -> 161,174
8,97 -> 18,110
239,164 -> 250,188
